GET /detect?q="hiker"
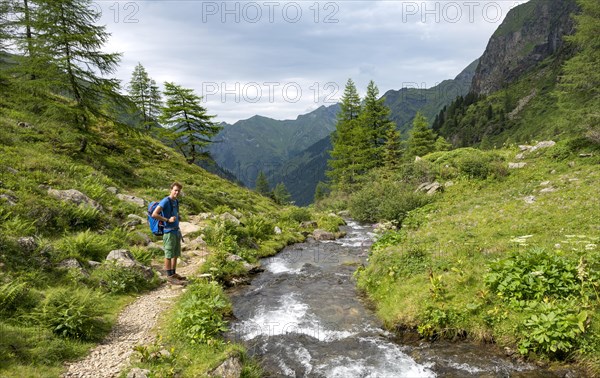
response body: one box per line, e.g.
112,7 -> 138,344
152,182 -> 186,284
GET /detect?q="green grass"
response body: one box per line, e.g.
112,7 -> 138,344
0,295 -> 133,377
0,81 -> 290,376
122,278 -> 268,377
0,81 -> 335,376
352,144 -> 600,374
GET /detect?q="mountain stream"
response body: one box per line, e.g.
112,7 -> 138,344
226,221 -> 563,377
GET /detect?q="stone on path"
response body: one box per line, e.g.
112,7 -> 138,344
62,244 -> 207,378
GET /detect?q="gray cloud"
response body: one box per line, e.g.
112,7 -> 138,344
99,0 -> 527,123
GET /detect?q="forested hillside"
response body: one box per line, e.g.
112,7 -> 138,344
208,104 -> 339,188
209,62 -> 476,205
384,59 -> 478,135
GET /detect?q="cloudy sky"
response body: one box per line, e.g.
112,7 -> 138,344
98,0 -> 527,124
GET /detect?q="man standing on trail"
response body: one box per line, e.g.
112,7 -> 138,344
152,182 -> 186,284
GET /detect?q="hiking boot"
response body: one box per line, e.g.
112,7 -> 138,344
172,273 -> 187,280
167,275 -> 185,285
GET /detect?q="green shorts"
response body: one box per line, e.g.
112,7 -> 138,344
163,230 -> 181,259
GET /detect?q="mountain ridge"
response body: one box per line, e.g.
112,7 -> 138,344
210,61 -> 478,203
471,0 -> 578,95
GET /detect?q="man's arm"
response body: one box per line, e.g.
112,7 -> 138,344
152,206 -> 174,223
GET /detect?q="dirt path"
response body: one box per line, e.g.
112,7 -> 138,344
62,224 -> 208,378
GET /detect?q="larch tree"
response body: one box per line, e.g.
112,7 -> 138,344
0,1 -> 11,52
29,0 -> 121,126
148,79 -> 162,124
0,1 -> 11,87
10,0 -> 46,82
160,82 -> 221,164
128,63 -> 161,130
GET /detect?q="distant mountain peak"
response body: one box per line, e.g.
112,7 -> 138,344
471,0 -> 577,95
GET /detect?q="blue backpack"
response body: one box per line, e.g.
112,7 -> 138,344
147,200 -> 165,236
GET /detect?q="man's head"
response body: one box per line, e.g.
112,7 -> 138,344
170,182 -> 182,199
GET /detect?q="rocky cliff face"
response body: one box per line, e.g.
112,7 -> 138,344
471,0 -> 578,95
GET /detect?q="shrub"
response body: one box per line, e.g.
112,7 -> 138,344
130,246 -> 154,266
458,155 -> 492,179
91,261 -> 157,294
174,281 -> 230,345
241,214 -> 274,241
313,191 -> 349,213
379,191 -> 431,224
213,205 -> 232,215
418,306 -> 464,340
203,220 -> 240,254
317,213 -> 345,232
199,250 -> 247,283
55,230 -> 113,262
456,150 -> 507,179
279,207 -> 312,223
485,248 -> 580,302
518,301 -> 588,357
425,147 -> 507,180
348,188 -> 379,223
0,281 -> 30,317
371,230 -> 406,253
37,287 -> 109,341
395,160 -> 435,184
349,181 -> 430,225
548,143 -> 573,161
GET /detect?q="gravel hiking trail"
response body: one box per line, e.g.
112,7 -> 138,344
63,221 -> 208,378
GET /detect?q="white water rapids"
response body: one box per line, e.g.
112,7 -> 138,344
226,220 -> 547,377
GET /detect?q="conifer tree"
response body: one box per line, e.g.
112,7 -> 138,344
382,126 -> 402,170
407,113 -> 437,158
338,78 -> 361,121
148,80 -> 162,122
26,0 -> 121,126
0,1 -> 11,52
359,80 -> 397,168
128,63 -> 161,130
327,79 -> 363,190
160,82 -> 220,164
0,2 -> 12,87
255,171 -> 271,197
273,183 -> 292,205
313,181 -> 329,202
11,0 -> 45,81
434,136 -> 451,152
